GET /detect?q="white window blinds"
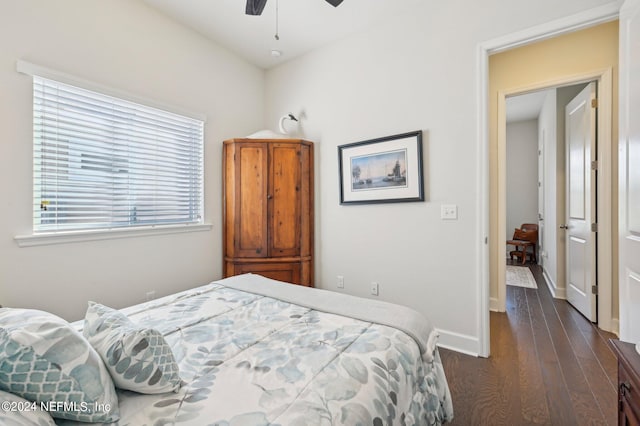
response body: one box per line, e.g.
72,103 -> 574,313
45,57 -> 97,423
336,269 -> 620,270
33,76 -> 204,233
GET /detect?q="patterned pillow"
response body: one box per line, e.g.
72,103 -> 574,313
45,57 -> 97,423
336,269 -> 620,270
0,309 -> 119,423
83,302 -> 181,394
0,389 -> 57,426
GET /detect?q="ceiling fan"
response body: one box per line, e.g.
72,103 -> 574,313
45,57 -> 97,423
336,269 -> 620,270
246,0 -> 344,16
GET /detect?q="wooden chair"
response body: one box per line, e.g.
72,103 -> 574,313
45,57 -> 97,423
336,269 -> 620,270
507,224 -> 538,264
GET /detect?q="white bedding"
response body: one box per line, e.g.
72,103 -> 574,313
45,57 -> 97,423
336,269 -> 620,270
216,274 -> 440,361
63,274 -> 454,425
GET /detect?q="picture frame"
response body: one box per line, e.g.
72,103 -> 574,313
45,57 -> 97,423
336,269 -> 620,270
338,130 -> 424,204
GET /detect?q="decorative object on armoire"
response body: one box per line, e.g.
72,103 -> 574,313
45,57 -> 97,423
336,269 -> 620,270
246,113 -> 302,138
338,130 -> 424,204
223,138 -> 314,286
245,129 -> 287,139
278,113 -> 298,135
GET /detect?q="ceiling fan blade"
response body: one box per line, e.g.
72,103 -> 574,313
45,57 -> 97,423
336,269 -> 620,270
246,0 -> 268,15
325,0 -> 344,6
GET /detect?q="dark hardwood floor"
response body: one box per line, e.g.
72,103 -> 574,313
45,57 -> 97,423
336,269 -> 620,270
440,264 -> 618,425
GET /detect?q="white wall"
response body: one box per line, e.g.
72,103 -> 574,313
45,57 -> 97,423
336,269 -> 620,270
264,0 -> 617,354
0,0 -> 264,321
506,120 -> 539,248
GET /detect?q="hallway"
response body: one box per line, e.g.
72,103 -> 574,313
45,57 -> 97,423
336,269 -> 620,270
440,265 -> 618,425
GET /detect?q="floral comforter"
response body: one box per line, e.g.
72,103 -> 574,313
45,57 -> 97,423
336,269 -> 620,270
70,274 -> 453,425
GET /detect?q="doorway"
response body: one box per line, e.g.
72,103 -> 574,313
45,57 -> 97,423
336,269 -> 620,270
477,17 -> 619,357
505,82 -> 598,322
496,70 -> 613,324
505,90 -> 549,270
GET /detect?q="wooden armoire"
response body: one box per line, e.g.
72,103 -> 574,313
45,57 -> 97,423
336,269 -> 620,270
223,138 -> 314,286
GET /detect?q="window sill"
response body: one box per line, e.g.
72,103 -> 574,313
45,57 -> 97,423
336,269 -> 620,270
14,223 -> 212,247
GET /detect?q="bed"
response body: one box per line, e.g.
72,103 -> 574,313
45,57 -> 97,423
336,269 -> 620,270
0,274 -> 453,425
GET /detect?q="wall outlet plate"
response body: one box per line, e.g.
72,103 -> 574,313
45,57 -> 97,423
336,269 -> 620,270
337,275 -> 344,288
441,204 -> 458,220
370,282 -> 379,296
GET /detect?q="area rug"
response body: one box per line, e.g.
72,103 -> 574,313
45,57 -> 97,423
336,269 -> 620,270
506,265 -> 538,289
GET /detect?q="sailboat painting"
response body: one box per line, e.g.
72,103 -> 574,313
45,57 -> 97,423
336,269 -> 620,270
338,130 -> 424,204
350,150 -> 407,190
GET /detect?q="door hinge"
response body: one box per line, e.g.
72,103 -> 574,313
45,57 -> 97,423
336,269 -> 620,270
592,285 -> 598,295
591,160 -> 598,170
591,223 -> 598,232
591,98 -> 598,108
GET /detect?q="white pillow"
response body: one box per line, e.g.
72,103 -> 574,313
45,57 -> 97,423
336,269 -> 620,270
83,302 -> 181,394
0,390 -> 57,426
0,308 -> 119,423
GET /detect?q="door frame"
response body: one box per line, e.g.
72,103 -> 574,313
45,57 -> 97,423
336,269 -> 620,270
476,3 -> 619,357
498,76 -> 610,311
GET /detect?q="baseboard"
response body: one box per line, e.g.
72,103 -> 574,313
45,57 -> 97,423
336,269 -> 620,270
542,268 -> 566,299
611,318 -> 620,337
436,328 -> 480,357
489,297 -> 500,312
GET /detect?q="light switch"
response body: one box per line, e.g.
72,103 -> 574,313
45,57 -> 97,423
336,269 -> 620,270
441,204 -> 458,220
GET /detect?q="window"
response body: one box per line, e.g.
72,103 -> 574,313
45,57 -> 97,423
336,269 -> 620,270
32,76 -> 204,233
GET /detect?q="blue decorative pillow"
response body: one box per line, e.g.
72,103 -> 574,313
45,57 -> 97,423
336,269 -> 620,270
83,302 -> 181,394
0,308 -> 119,423
0,389 -> 57,425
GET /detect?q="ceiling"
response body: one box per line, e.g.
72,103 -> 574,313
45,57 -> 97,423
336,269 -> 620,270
143,0 -> 423,69
506,90 -> 552,123
141,1 -> 556,122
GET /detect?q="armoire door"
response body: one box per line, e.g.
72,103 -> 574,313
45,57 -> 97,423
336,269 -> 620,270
234,142 -> 268,258
269,143 -> 301,257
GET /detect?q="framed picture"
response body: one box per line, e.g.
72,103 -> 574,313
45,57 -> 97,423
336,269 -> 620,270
338,130 -> 424,204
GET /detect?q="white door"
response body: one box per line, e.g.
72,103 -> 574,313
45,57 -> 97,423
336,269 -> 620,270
564,83 -> 597,321
619,0 -> 640,343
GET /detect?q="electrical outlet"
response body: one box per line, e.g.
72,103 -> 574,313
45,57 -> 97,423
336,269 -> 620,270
370,282 -> 379,296
441,204 -> 458,220
146,290 -> 156,301
337,275 -> 344,288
